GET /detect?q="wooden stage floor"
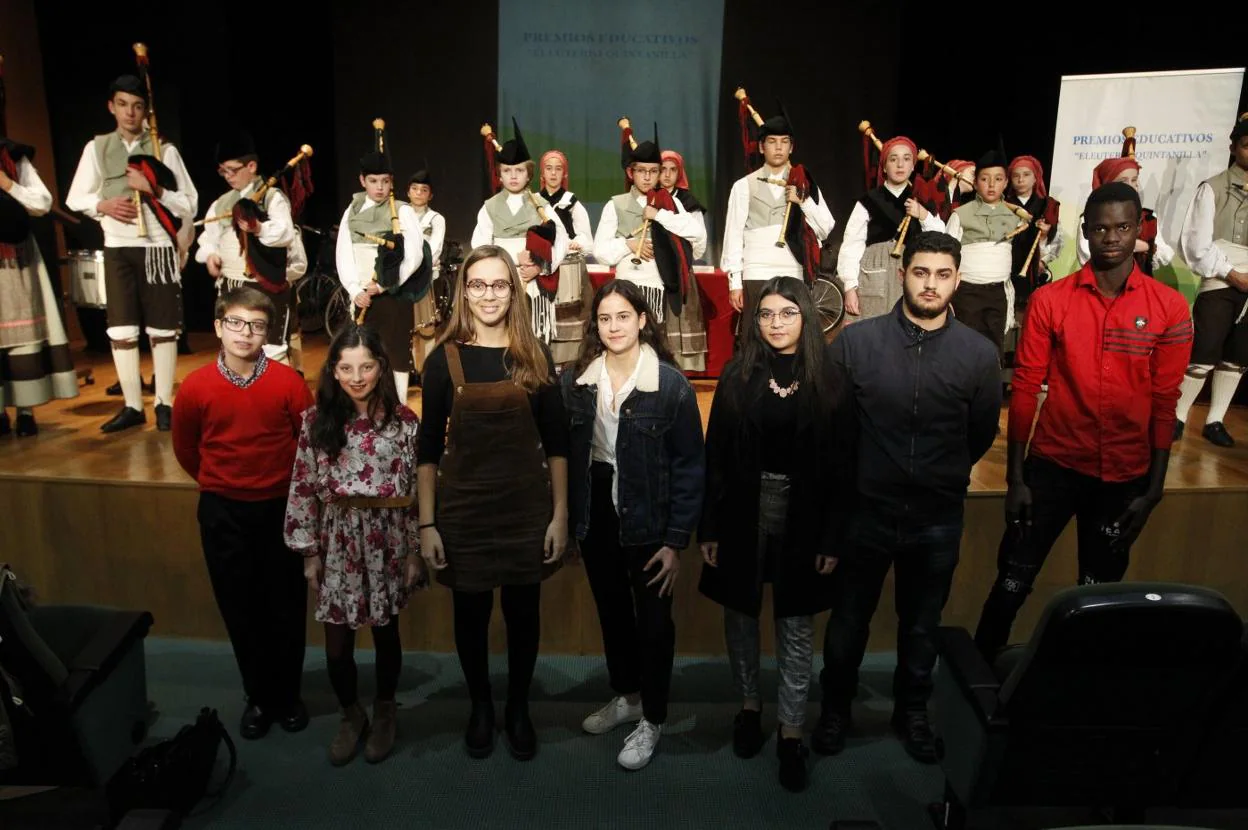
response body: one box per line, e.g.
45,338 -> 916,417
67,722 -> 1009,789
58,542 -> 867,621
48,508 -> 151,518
2,332 -> 1246,654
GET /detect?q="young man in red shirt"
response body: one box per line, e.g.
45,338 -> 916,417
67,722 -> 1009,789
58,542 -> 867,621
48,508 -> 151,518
172,286 -> 316,738
974,182 -> 1193,657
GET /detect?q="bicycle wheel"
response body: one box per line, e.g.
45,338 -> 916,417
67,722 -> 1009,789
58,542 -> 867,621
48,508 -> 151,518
810,278 -> 845,333
324,286 -> 353,339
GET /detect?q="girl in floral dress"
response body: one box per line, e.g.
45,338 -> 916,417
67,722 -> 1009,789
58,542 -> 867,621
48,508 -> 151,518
285,324 -> 424,766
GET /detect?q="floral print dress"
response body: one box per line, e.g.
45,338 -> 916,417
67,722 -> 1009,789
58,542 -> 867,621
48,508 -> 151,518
284,406 -> 421,629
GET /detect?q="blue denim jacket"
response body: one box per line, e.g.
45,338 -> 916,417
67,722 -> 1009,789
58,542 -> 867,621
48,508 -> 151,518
560,345 -> 705,549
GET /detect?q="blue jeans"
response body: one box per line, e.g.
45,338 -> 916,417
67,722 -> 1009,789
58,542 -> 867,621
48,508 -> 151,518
820,511 -> 963,713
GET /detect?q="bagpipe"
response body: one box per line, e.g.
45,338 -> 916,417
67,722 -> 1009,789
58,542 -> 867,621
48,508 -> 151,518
480,120 -> 559,298
358,118 -> 418,322
857,120 -> 946,257
127,43 -> 182,241
235,145 -> 314,294
733,86 -> 763,173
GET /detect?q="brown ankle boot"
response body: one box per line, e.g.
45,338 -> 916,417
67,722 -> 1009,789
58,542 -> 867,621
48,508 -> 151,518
365,700 -> 398,764
329,703 -> 369,766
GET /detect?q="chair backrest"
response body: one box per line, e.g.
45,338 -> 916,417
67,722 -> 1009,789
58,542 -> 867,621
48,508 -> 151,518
0,568 -> 70,695
1178,624 -> 1248,808
987,583 -> 1243,808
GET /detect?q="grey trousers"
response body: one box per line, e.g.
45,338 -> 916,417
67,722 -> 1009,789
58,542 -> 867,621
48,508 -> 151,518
722,473 -> 815,728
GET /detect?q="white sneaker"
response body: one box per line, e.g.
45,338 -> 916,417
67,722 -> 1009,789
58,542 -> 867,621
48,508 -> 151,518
581,696 -> 643,735
617,719 -> 662,770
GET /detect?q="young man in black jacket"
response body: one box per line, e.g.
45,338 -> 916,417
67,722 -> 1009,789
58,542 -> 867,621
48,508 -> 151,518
816,230 -> 1002,763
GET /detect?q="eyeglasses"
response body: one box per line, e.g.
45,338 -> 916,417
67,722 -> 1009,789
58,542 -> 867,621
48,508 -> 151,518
756,308 -> 801,325
220,316 -> 269,336
217,164 -> 246,178
466,279 -> 512,298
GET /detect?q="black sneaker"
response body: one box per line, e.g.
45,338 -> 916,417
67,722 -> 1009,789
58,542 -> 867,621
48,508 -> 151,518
891,709 -> 939,764
1203,421 -> 1235,448
504,702 -> 537,761
776,732 -> 809,793
732,708 -> 765,758
811,707 -> 850,756
465,701 -> 495,759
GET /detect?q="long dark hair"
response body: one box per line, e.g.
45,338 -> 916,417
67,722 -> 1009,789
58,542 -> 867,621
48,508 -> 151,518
722,276 -> 827,420
572,279 -> 676,376
310,324 -> 401,458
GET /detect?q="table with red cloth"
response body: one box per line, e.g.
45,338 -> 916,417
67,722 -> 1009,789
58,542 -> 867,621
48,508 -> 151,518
588,265 -> 733,378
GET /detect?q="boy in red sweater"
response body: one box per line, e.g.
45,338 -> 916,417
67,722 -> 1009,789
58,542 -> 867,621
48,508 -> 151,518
173,286 -> 315,739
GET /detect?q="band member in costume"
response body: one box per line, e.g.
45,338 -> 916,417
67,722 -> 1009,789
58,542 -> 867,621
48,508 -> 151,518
407,167 -> 445,376
938,159 -> 975,222
838,135 -> 944,321
66,73 -> 198,433
1175,114 -> 1248,447
594,128 -> 707,372
658,149 -> 710,371
721,106 -> 835,323
333,126 -> 425,402
538,149 -> 595,365
471,119 -> 569,345
944,148 -> 1028,357
0,115 -> 78,436
196,131 -> 306,364
1006,155 -> 1062,314
1076,130 -> 1175,276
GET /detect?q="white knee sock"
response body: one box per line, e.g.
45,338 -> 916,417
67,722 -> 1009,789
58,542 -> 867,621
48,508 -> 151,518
1207,369 -> 1244,425
111,345 -> 143,411
393,370 -> 409,403
152,340 -> 178,407
1175,369 -> 1211,423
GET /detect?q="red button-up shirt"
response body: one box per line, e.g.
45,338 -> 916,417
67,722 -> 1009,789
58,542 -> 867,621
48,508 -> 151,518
1008,263 -> 1193,482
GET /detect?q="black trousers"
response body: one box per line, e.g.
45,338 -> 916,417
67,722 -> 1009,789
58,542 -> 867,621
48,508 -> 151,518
580,462 -> 675,725
198,492 -> 307,711
821,510 -> 963,714
952,281 -> 1007,358
974,455 -> 1149,656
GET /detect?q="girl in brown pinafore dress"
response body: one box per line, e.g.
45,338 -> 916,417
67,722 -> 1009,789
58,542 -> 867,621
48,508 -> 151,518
417,245 -> 569,763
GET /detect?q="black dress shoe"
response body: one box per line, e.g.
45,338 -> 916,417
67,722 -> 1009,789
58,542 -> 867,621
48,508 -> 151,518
240,703 -> 273,740
100,406 -> 146,433
1203,421 -> 1235,448
465,701 -> 495,759
504,702 -> 537,761
776,732 -> 809,793
106,380 -> 123,396
278,699 -> 309,733
109,377 -> 155,396
732,708 -> 765,758
15,413 -> 37,438
155,404 -> 172,432
1173,420 -> 1185,440
891,709 -> 939,764
0,413 -> 10,436
811,707 -> 850,756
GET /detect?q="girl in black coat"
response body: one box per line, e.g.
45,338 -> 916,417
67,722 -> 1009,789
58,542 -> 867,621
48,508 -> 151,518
698,276 -> 857,792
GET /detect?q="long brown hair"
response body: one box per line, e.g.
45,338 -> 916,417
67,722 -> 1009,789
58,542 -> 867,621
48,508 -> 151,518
572,279 -> 676,376
436,244 -> 552,392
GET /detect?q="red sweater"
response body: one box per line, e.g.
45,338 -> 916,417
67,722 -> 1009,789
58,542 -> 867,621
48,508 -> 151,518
1009,264 -> 1193,482
172,358 -> 315,500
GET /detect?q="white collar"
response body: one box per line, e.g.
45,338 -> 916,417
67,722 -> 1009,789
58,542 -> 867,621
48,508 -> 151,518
884,181 -> 907,197
576,343 -> 660,392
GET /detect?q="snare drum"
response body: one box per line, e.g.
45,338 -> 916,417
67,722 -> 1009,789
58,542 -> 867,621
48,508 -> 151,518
555,253 -> 586,306
64,250 -> 108,309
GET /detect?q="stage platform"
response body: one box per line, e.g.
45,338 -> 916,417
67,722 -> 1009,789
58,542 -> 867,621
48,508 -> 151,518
2,332 -> 1246,654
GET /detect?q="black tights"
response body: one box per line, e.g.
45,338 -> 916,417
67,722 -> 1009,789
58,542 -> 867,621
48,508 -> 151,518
452,584 -> 541,705
324,620 -> 402,708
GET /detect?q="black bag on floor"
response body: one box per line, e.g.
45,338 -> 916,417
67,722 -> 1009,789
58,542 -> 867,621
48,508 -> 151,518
107,706 -> 237,820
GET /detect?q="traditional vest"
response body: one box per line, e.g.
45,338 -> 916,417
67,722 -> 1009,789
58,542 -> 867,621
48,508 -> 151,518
1209,166 -> 1248,247
610,191 -> 646,239
954,198 -> 1018,244
93,132 -> 155,200
745,172 -> 788,230
860,184 -> 911,246
483,190 -> 546,239
347,192 -> 394,242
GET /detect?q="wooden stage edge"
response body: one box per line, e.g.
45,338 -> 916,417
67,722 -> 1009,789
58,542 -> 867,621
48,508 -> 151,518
2,332 -> 1247,654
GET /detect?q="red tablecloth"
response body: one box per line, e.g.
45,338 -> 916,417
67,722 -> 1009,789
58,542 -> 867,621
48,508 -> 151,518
588,268 -> 733,379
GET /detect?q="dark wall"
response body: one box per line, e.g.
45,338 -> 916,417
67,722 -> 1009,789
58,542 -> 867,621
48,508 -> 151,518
35,5 -> 339,331
330,1 -> 499,258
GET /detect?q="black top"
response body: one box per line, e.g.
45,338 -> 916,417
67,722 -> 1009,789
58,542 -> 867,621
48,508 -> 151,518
759,354 -> 799,475
417,342 -> 569,465
859,184 -> 911,247
831,302 -> 1001,523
